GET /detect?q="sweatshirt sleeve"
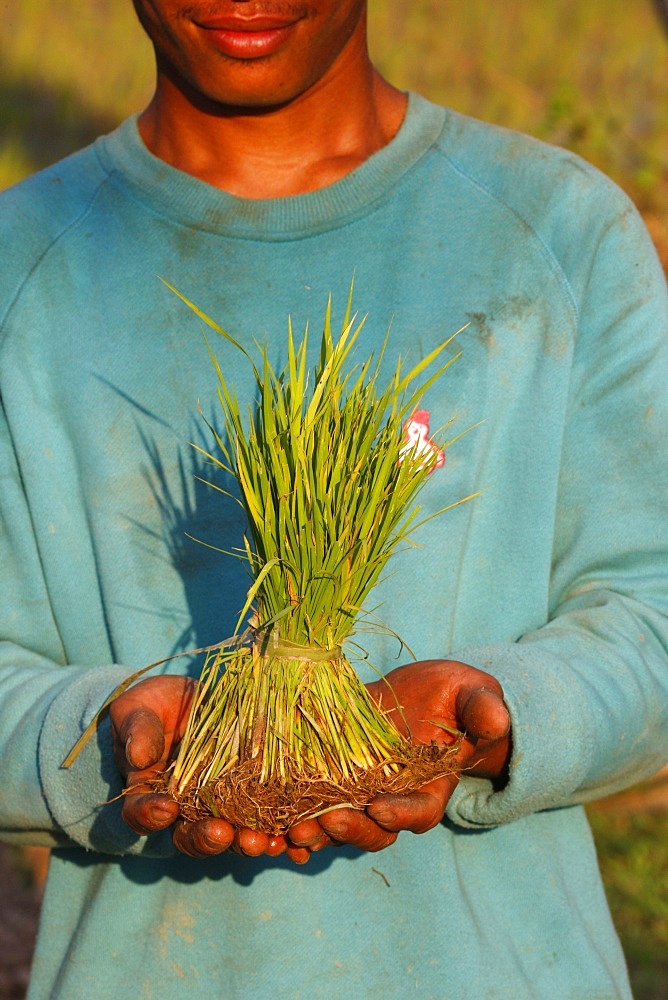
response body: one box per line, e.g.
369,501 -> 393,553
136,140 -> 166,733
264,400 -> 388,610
447,187 -> 668,828
0,398 -> 175,857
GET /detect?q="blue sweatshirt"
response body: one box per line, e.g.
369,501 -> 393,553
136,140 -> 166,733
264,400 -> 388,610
1,93 -> 667,1000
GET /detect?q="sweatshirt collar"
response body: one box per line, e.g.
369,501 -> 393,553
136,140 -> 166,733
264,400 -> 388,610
95,92 -> 447,240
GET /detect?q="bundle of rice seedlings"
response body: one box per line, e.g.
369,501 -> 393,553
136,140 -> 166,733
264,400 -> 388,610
156,285 -> 472,834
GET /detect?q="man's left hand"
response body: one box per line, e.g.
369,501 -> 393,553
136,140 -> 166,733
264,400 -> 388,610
288,659 -> 511,855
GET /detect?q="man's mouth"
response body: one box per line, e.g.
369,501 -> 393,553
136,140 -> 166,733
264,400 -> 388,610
194,11 -> 304,58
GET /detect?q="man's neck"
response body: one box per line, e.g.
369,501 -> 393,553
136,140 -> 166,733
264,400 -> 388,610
137,52 -> 406,199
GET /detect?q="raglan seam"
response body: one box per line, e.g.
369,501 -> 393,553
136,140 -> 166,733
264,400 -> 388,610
0,177 -> 111,344
432,142 -> 581,327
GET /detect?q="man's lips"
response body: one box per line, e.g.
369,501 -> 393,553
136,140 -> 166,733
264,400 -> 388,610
195,14 -> 302,58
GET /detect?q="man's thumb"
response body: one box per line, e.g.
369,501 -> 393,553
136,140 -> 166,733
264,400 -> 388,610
457,686 -> 510,742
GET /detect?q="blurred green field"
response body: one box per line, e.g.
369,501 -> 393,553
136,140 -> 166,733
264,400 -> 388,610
588,805 -> 668,1000
1,3 -> 667,998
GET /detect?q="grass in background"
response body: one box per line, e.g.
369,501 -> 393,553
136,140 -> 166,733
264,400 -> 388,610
1,2 -> 667,996
0,1 -> 153,187
588,807 -> 668,1000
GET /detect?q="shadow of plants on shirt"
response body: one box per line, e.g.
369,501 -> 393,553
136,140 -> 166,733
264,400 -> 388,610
79,394 -> 350,880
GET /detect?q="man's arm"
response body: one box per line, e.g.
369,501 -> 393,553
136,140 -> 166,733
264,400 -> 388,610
443,184 -> 668,830
0,398 -> 173,856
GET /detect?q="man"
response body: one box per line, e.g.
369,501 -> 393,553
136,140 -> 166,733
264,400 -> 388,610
1,2 -> 667,997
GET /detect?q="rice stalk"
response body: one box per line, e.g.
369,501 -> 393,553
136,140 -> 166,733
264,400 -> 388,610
159,282 -> 473,833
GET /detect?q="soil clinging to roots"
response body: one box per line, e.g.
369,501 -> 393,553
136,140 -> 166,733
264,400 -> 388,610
158,742 -> 460,835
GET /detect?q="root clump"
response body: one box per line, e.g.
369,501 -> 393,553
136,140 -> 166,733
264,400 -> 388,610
164,743 -> 460,836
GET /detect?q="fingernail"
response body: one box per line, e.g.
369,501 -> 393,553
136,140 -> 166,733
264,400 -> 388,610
125,735 -> 146,771
322,820 -> 347,839
203,834 -> 226,850
148,803 -> 174,825
371,807 -> 396,826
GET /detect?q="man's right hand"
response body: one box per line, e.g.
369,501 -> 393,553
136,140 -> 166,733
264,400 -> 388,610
109,675 -> 313,863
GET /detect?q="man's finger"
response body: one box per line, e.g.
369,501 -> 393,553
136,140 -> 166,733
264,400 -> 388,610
234,828 -> 274,857
286,844 -> 312,865
172,817 -> 235,858
115,707 -> 166,772
265,835 -> 290,857
318,806 -> 398,851
288,817 -> 333,850
366,775 -> 452,834
457,686 -> 510,742
121,790 -> 180,835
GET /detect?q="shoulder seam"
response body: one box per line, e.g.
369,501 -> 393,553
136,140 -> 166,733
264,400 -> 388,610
432,142 -> 580,324
0,176 -> 109,345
